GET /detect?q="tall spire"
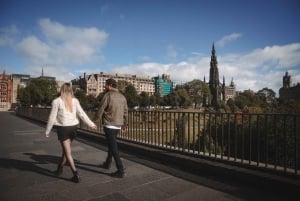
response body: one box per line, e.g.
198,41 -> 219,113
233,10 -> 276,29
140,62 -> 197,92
209,43 -> 221,106
209,43 -> 219,88
212,42 -> 216,55
283,71 -> 291,88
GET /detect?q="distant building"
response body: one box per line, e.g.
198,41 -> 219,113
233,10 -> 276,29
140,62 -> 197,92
72,72 -> 156,97
279,71 -> 300,100
0,71 -> 12,111
208,43 -> 236,106
11,74 -> 30,104
153,74 -> 173,96
224,77 -> 236,101
0,69 -> 64,110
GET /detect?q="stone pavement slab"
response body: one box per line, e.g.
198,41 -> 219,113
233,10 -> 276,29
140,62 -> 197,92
0,112 -> 296,201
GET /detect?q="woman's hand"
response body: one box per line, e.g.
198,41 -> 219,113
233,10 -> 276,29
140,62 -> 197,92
45,133 -> 50,138
91,124 -> 97,130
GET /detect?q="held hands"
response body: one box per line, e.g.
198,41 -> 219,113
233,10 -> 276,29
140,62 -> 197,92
91,124 -> 97,130
121,125 -> 127,132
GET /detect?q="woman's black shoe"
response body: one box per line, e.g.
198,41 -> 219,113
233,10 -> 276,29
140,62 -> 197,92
71,174 -> 80,183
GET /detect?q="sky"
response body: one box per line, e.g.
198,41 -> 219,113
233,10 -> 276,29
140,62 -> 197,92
1,0 -> 300,96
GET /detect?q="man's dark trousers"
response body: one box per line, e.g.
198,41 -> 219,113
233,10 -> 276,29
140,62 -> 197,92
104,127 -> 124,172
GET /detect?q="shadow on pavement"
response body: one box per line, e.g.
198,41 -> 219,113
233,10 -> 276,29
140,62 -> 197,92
0,155 -> 69,181
0,153 -> 109,182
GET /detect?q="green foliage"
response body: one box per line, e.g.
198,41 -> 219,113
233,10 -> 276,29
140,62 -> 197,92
87,94 -> 99,111
124,84 -> 139,109
17,77 -> 298,115
193,113 -> 299,169
232,88 -> 278,113
163,87 -> 192,108
139,91 -> 150,108
149,92 -> 162,106
171,114 -> 187,148
117,80 -> 128,94
183,79 -> 211,108
277,99 -> 300,114
18,78 -> 58,106
74,89 -> 88,109
17,87 -> 31,106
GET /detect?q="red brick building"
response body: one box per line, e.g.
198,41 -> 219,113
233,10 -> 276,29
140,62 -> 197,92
0,71 -> 12,111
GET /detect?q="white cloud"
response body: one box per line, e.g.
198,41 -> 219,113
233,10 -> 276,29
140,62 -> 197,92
215,33 -> 242,47
3,19 -> 299,95
13,18 -> 108,79
113,43 -> 300,94
38,19 -> 108,44
17,36 -> 51,64
213,43 -> 300,93
244,44 -> 300,69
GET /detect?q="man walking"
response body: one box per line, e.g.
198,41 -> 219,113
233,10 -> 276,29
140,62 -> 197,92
95,78 -> 128,178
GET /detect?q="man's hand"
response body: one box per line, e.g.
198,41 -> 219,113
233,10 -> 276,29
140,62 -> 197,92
121,125 -> 127,132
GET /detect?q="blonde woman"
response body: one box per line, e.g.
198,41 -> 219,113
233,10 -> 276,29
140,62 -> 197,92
45,83 -> 97,183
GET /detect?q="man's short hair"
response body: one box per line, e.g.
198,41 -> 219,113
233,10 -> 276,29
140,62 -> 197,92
106,78 -> 117,88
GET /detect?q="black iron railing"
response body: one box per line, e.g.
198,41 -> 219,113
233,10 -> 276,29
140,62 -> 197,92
16,107 -> 299,175
118,111 -> 299,175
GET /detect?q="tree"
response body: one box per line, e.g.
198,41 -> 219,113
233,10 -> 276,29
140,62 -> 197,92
86,94 -> 98,111
226,98 -> 238,113
124,84 -> 139,109
278,99 -> 300,114
257,87 -> 276,98
164,88 -> 192,108
18,78 -> 58,106
164,92 -> 179,108
183,79 -> 211,108
18,87 -> 31,106
117,80 -> 128,93
74,89 -> 88,110
177,88 -> 192,107
150,92 -> 162,107
139,91 -> 150,108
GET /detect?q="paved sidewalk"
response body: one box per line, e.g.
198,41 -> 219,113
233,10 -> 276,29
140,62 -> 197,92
0,112 -> 296,201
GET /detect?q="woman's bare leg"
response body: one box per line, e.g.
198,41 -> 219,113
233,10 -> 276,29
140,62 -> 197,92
58,152 -> 67,167
58,137 -> 79,182
60,139 -> 77,173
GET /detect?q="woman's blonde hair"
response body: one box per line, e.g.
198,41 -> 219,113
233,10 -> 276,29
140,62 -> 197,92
60,83 -> 74,112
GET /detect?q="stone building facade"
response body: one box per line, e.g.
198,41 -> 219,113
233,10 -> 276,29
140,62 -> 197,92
72,72 -> 176,97
72,72 -> 157,97
279,71 -> 300,100
0,71 -> 12,111
11,74 -> 31,104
